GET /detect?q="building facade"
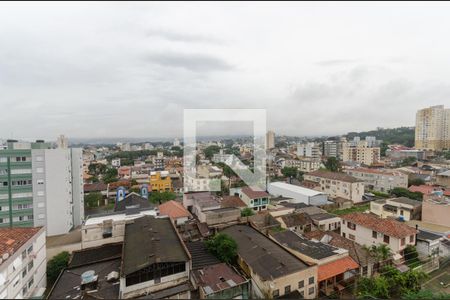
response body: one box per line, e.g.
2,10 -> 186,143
266,131 -> 275,150
0,141 -> 84,236
344,168 -> 408,192
342,144 -> 380,166
415,105 -> 450,151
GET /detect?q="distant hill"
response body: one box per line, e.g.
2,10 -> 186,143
346,126 -> 415,147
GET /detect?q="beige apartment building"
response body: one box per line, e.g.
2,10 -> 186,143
304,170 -> 364,203
344,168 -> 408,192
266,130 -> 275,149
342,143 -> 380,166
415,105 -> 450,151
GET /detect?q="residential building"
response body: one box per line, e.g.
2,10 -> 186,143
114,192 -> 154,212
370,197 -> 422,221
408,185 -> 450,197
422,195 -> 450,227
342,144 -> 381,166
309,213 -> 342,231
268,181 -> 328,205
119,216 -> 191,298
436,170 -> 450,188
416,230 -> 443,259
344,168 -> 408,192
297,143 -> 321,160
0,140 -> 84,236
304,170 -> 364,203
304,230 -> 378,278
221,195 -> 247,210
415,105 -> 450,151
386,148 -> 426,161
239,186 -> 270,212
81,208 -> 158,249
282,158 -> 322,173
0,227 -> 46,299
271,230 -> 358,296
322,140 -> 339,158
150,171 -> 173,193
222,225 -> 318,299
197,165 -> 222,179
56,134 -> 68,149
158,200 -> 192,225
340,212 -> 417,259
266,130 -> 275,150
275,212 -> 314,233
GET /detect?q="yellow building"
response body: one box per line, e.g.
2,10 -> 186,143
415,105 -> 450,151
150,171 -> 173,193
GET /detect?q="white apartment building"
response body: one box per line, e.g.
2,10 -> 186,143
282,158 -> 323,173
340,213 -> 417,259
297,143 -> 321,160
304,170 -> 364,203
415,105 -> 450,151
32,148 -> 84,236
0,227 -> 46,299
344,168 -> 408,192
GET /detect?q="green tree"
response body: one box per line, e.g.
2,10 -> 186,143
85,192 -> 103,208
103,167 -> 118,184
281,167 -> 298,178
408,178 -> 425,187
149,191 -> 176,204
205,233 -> 238,264
204,145 -> 221,160
130,179 -> 138,186
444,151 -> 450,160
357,276 -> 390,299
88,163 -> 107,176
390,187 -> 423,201
403,290 -> 450,299
47,251 -> 70,285
403,245 -> 420,267
380,141 -> 389,157
324,157 -> 341,172
241,207 -> 255,217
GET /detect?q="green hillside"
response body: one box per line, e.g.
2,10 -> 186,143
346,127 -> 415,147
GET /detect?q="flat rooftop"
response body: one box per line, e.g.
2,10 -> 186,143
269,181 -> 324,197
221,225 -> 310,280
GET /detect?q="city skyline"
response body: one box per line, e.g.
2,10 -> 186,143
2,3 -> 450,138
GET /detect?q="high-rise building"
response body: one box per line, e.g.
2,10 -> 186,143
266,130 -> 275,149
342,144 -> 380,166
0,140 -> 84,236
56,134 -> 68,149
322,140 -> 339,158
297,142 -> 321,160
415,105 -> 450,151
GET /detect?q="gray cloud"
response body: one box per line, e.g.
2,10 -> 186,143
146,29 -> 224,44
144,52 -> 233,72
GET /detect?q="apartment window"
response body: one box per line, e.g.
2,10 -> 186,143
28,277 -> 34,288
383,235 -> 390,244
410,235 -> 414,243
27,245 -> 33,254
1,181 -> 8,187
400,210 -> 404,216
0,157 -> 7,163
362,266 -> 368,276
22,287 -> 28,296
347,222 -> 356,230
401,238 -> 405,246
27,261 -> 33,271
298,280 -> 304,289
37,179 -> 44,185
36,156 -> 44,162
284,285 -> 291,294
37,202 -> 45,208
22,250 -> 26,259
372,231 -> 377,239
272,289 -> 279,298
36,167 -> 44,173
37,191 -> 45,196
349,234 -> 355,241
309,277 -> 314,285
309,287 -> 315,295
22,268 -> 27,278
342,233 -> 346,238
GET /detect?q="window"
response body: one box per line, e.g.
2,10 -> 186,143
37,191 -> 45,196
38,202 -> 45,208
36,167 -> 44,173
36,156 -> 44,162
384,235 -> 390,244
27,245 -> 33,254
298,280 -> 304,289
37,179 -> 44,185
309,277 -> 314,285
1,181 -> 8,187
400,210 -> 404,216
273,289 -> 279,298
285,285 -> 291,294
22,268 -> 27,278
401,238 -> 405,246
27,261 -> 33,271
28,277 -> 34,288
347,222 -> 356,230
349,234 -> 355,240
22,287 -> 28,296
342,232 -> 346,238
309,287 -> 315,295
362,266 -> 368,276
410,235 -> 414,243
38,214 -> 45,219
372,231 -> 377,239
22,250 -> 26,259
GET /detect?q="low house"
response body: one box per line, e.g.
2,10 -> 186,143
416,230 -> 442,259
202,207 -> 241,227
222,225 -> 318,299
422,195 -> 450,227
114,192 -> 154,212
436,170 -> 450,188
239,186 -> 270,212
276,212 -> 314,234
370,197 -> 422,221
309,213 -> 341,231
340,213 -> 417,261
191,263 -> 249,299
119,216 -> 191,298
221,196 -> 247,210
304,230 -> 378,278
268,182 -> 328,205
159,200 -> 192,225
271,230 -> 358,297
183,192 -> 222,223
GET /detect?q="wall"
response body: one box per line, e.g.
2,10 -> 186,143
422,201 -> 450,227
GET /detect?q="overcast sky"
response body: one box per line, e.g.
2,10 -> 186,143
1,2 -> 450,140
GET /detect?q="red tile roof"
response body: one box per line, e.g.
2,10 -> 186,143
408,185 -> 450,196
221,196 -> 247,208
318,256 -> 359,281
341,212 -> 417,239
241,186 -> 269,199
192,263 -> 247,293
0,227 -> 43,257
159,200 -> 192,219
306,170 -> 362,183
